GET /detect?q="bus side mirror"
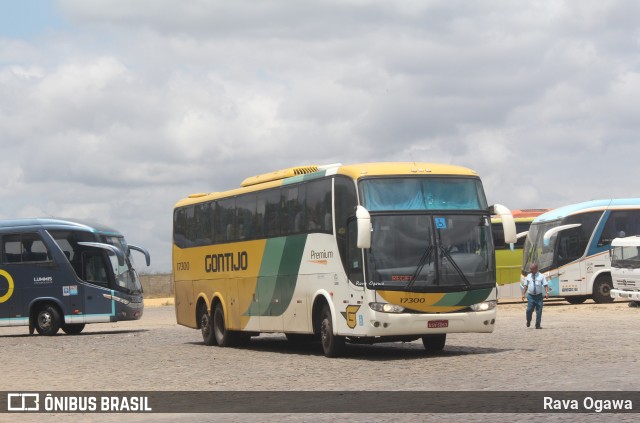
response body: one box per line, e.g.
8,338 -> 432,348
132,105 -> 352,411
491,204 -> 516,244
78,242 -> 125,266
543,223 -> 582,245
129,244 -> 151,267
356,206 -> 372,249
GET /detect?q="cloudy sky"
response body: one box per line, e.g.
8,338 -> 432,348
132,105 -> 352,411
1,0 -> 639,272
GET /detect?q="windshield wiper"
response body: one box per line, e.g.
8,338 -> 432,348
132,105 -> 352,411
439,247 -> 472,288
405,246 -> 434,290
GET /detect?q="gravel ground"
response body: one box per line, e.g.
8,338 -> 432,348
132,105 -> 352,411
1,298 -> 638,422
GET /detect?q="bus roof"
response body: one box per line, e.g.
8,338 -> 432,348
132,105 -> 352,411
334,162 -> 478,180
611,235 -> 640,247
0,218 -> 123,236
533,198 -> 640,223
176,162 -> 480,208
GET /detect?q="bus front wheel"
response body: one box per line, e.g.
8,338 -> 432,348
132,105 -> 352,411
422,334 -> 446,352
199,303 -> 217,346
213,303 -> 238,347
34,305 -> 61,336
319,305 -> 345,357
592,274 -> 614,304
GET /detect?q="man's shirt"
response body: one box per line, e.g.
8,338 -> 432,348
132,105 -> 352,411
524,272 -> 548,295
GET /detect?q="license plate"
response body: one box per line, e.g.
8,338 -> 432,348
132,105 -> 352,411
428,320 -> 448,328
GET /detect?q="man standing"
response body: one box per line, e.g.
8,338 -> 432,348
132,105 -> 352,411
522,263 -> 549,329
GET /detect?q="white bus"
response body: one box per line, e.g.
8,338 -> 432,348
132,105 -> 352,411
173,162 -> 516,357
522,199 -> 640,304
610,236 -> 640,302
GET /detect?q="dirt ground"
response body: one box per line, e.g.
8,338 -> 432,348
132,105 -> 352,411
1,297 -> 638,422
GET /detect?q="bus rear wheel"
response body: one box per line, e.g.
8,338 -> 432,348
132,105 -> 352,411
34,305 -> 61,336
319,305 -> 345,357
213,303 -> 238,347
592,274 -> 614,304
199,303 -> 217,346
62,324 -> 85,335
422,334 -> 446,352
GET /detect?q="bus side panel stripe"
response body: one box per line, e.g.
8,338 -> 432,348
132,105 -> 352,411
282,170 -> 327,185
432,288 -> 493,307
265,234 -> 307,316
587,210 -> 611,257
245,238 -> 286,316
462,288 -> 493,306
432,291 -> 467,306
243,235 -> 307,317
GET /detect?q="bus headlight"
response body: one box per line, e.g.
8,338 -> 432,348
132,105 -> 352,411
369,302 -> 405,313
470,301 -> 496,312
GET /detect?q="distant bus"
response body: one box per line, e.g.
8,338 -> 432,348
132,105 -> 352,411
492,209 -> 549,298
610,236 -> 640,302
522,199 -> 640,303
173,162 -> 516,357
0,218 -> 150,335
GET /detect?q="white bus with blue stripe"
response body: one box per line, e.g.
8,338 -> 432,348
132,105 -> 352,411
521,199 -> 640,304
0,218 -> 150,335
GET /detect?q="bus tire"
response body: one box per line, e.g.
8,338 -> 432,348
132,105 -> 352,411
422,334 -> 446,352
62,324 -> 85,335
34,305 -> 61,336
213,302 -> 238,347
198,303 -> 217,346
592,274 -> 614,304
565,296 -> 588,304
319,304 -> 345,357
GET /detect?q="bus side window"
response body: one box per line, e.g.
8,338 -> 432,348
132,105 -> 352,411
82,252 -> 109,287
264,189 -> 281,238
281,185 -> 305,235
2,234 -> 22,263
492,223 -> 506,250
347,219 -> 364,284
236,194 -> 257,241
2,233 -> 51,263
334,176 -> 358,273
215,198 -> 236,243
598,210 -> 640,246
306,178 -> 332,233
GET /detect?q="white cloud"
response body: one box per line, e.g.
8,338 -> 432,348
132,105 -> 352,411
2,1 -> 640,271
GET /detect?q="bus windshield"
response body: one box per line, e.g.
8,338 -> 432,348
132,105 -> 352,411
361,177 -> 488,211
611,245 -> 640,269
522,220 -> 561,274
365,214 -> 494,292
523,212 -> 604,274
103,236 -> 143,294
360,177 -> 493,292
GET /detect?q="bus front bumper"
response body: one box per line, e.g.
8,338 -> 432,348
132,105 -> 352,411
345,308 -> 497,338
610,289 -> 640,301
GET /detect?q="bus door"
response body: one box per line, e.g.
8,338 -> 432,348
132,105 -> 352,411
79,250 -> 113,321
336,219 -> 365,333
555,226 -> 586,296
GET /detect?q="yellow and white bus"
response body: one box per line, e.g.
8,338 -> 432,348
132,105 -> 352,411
492,209 -> 548,299
172,162 -> 515,357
